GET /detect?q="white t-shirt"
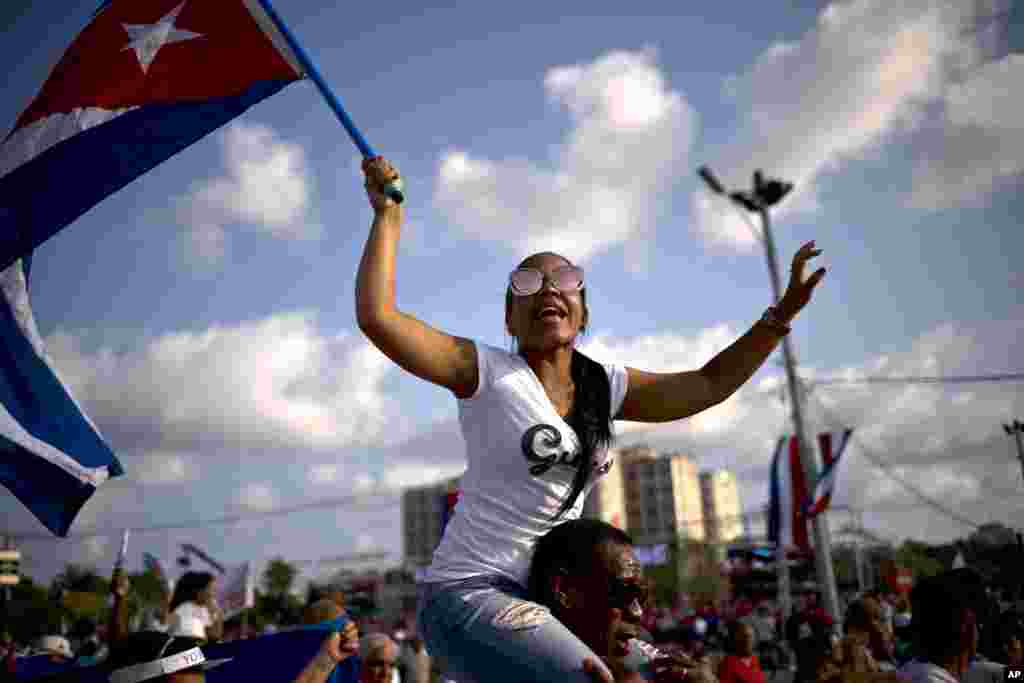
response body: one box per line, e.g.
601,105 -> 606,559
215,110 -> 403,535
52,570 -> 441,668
898,661 -> 960,683
168,601 -> 213,639
423,341 -> 629,587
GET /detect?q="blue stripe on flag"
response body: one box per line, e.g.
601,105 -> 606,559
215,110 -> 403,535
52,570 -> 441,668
0,432 -> 99,540
0,79 -> 295,273
1,260 -> 123,536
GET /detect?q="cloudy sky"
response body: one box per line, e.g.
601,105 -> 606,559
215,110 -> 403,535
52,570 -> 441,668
3,0 -> 1023,588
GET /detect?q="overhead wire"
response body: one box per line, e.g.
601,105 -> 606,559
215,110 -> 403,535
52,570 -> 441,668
804,388 -> 986,530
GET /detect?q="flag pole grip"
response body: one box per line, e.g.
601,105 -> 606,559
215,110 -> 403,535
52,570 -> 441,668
255,0 -> 404,204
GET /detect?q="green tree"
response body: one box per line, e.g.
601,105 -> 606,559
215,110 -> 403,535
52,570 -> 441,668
894,540 -> 942,578
51,563 -> 109,624
52,563 -> 107,594
262,557 -> 298,597
1,577 -> 64,642
255,558 -> 302,626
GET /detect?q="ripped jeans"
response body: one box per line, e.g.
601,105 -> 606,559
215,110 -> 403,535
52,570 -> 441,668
416,575 -> 613,683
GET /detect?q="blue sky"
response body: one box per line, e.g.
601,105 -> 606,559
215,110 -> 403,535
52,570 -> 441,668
3,0 -> 1023,587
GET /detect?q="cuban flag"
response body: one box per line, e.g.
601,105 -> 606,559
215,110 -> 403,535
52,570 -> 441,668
0,0 -> 304,272
0,0 -> 305,536
0,256 -> 123,537
805,429 -> 853,519
767,435 -> 811,553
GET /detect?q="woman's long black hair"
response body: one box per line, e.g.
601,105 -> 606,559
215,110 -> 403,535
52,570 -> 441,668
169,571 -> 215,611
556,348 -> 613,519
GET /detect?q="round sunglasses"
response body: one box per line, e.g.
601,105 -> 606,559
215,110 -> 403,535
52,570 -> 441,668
509,266 -> 584,296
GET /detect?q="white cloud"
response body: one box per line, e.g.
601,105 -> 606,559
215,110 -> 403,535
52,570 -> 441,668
354,533 -> 375,552
82,535 -> 110,562
178,123 -> 321,264
380,462 -> 466,491
910,52 -> 1024,209
309,464 -> 339,484
434,48 -> 696,269
695,0 -> 1006,247
45,312 -> 408,456
132,451 -> 200,485
236,482 -> 277,511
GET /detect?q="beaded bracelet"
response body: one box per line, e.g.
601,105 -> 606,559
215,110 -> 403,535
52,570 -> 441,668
757,305 -> 792,336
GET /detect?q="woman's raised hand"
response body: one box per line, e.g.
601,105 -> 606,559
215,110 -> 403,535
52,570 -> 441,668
778,240 -> 826,321
362,156 -> 402,216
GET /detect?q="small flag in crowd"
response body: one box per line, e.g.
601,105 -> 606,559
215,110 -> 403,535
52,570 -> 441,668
142,552 -> 173,593
805,429 -> 853,518
0,0 -> 304,272
217,562 -> 255,618
0,257 -> 123,536
768,435 -> 811,552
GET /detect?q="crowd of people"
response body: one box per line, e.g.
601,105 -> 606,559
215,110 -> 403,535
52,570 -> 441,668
3,522 -> 1022,683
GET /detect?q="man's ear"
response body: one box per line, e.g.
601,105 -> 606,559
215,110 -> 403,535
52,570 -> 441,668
550,574 -> 577,610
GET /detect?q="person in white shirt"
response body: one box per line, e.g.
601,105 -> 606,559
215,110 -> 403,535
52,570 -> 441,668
357,158 -> 828,683
167,572 -> 223,642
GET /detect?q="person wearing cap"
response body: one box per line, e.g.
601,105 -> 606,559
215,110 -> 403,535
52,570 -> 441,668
10,635 -> 75,680
97,623 -> 360,683
103,632 -> 229,683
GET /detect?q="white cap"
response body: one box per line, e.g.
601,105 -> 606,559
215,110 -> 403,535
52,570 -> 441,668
37,635 -> 72,659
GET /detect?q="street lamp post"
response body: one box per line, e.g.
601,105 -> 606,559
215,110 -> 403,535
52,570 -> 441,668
698,166 -> 842,630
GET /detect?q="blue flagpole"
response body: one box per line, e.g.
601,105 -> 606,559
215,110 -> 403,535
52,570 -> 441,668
256,0 -> 404,203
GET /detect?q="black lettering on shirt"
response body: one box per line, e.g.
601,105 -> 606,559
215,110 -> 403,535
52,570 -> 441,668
521,424 -> 579,476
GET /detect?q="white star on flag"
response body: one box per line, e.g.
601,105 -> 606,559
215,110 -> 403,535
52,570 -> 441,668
121,1 -> 202,74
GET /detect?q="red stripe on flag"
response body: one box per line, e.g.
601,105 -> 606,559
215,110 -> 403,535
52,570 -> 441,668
789,436 -> 810,551
819,432 -> 834,466
14,0 -> 299,131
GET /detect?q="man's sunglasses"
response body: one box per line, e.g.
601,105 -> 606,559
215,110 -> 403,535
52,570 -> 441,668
509,266 -> 584,296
